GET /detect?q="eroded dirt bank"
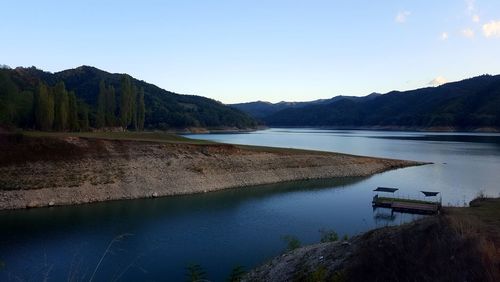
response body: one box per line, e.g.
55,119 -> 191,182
0,133 -> 422,210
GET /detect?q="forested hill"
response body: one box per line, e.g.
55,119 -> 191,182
0,65 -> 257,131
263,75 -> 500,130
230,94 -> 381,120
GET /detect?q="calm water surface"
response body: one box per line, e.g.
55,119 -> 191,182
1,128 -> 500,281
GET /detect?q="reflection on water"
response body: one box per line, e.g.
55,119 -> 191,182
1,128 -> 500,281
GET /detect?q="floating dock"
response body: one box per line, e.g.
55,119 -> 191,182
372,187 -> 442,215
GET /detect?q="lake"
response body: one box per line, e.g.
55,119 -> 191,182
1,128 -> 500,281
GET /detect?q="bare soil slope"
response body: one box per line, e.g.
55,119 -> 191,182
0,132 -> 421,210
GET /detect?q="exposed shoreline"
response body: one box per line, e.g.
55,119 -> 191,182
0,133 -> 425,210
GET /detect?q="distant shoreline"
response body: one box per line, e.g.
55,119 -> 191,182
259,125 -> 500,133
0,132 -> 424,210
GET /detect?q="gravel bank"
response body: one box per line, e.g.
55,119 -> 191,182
0,135 -> 423,210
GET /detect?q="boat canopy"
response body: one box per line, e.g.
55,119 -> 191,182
421,191 -> 440,197
373,187 -> 399,193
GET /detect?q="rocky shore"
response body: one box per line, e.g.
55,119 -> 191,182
0,133 -> 422,210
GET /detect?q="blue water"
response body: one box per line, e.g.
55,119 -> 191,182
1,128 -> 499,281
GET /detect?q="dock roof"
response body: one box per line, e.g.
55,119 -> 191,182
374,187 -> 399,193
421,191 -> 440,197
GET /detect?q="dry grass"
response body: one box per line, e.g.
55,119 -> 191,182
343,198 -> 500,282
22,131 -> 215,145
249,198 -> 500,281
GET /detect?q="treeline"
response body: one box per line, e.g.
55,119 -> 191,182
0,69 -> 145,131
95,76 -> 145,130
264,75 -> 500,129
1,65 -> 258,131
33,81 -> 86,131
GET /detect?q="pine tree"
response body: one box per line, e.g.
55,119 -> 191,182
68,91 -> 79,131
96,80 -> 106,128
137,87 -> 145,131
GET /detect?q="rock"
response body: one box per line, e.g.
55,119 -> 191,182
27,201 -> 39,208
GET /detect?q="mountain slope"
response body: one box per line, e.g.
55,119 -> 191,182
0,66 -> 257,130
230,94 -> 381,119
264,75 -> 500,129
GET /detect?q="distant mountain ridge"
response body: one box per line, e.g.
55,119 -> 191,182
230,93 -> 381,119
0,65 -> 257,130
232,75 -> 500,130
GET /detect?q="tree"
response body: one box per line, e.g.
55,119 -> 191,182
96,80 -> 106,128
137,87 -> 145,130
34,82 -> 54,130
105,85 -> 116,126
120,75 -> 132,128
53,82 -> 69,131
130,85 -> 138,130
282,235 -> 301,252
68,91 -> 79,131
78,101 -> 89,131
46,86 -> 55,130
0,71 -> 18,125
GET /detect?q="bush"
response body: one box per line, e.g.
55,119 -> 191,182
282,235 -> 301,251
319,229 -> 339,243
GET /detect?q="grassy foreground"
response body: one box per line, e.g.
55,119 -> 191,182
245,197 -> 500,281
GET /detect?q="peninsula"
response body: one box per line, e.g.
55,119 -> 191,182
0,131 -> 422,210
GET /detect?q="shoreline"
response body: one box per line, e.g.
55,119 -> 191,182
0,132 -> 425,210
264,125 -> 500,133
244,197 -> 500,281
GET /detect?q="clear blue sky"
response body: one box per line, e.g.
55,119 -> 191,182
2,0 -> 500,103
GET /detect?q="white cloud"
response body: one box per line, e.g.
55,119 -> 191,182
395,11 -> 411,23
429,76 -> 448,86
462,28 -> 475,38
440,32 -> 449,40
472,14 -> 480,23
482,20 -> 500,38
466,0 -> 475,12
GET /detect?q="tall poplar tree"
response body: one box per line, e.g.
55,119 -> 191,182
68,91 -> 79,131
78,101 -> 89,131
131,85 -> 138,130
53,82 -> 69,131
120,75 -> 132,128
47,88 -> 54,130
137,87 -> 145,131
105,85 -> 116,126
96,80 -> 106,128
34,82 -> 54,130
34,82 -> 52,130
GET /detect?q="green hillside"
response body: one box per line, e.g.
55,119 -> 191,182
264,75 -> 500,129
0,65 -> 257,131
